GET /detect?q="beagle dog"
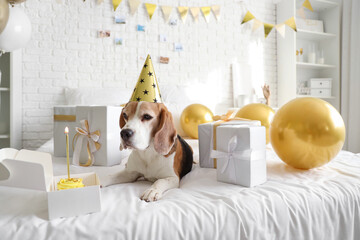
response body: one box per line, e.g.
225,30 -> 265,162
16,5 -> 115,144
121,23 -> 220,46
102,101 -> 193,202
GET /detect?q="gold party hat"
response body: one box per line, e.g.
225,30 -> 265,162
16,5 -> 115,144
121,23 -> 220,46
130,55 -> 162,103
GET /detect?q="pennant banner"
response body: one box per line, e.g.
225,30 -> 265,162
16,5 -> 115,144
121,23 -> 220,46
264,23 -> 274,38
145,3 -> 157,20
112,0 -> 122,11
129,0 -> 141,15
241,11 -> 255,24
201,6 -> 211,23
241,10 -> 297,39
275,23 -> 286,38
302,0 -> 314,11
252,19 -> 263,32
211,5 -> 221,21
284,16 -> 297,32
190,7 -> 200,22
161,6 -> 172,23
178,6 -> 189,23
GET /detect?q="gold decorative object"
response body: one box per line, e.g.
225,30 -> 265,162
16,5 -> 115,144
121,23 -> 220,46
236,103 -> 275,144
270,98 -> 345,170
145,3 -> 156,20
130,54 -> 162,103
180,104 -> 214,139
0,0 -> 9,34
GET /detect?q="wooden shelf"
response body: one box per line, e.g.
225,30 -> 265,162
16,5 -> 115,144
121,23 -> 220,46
297,62 -> 336,69
297,0 -> 338,12
0,87 -> 10,91
297,29 -> 336,41
0,134 -> 10,139
297,95 -> 335,99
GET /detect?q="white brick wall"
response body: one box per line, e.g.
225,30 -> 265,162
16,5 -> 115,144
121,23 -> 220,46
21,0 -> 277,149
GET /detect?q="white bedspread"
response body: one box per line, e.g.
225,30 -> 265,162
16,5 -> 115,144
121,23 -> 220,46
0,140 -> 359,240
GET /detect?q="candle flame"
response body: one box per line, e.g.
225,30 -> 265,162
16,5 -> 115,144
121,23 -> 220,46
64,127 -> 69,134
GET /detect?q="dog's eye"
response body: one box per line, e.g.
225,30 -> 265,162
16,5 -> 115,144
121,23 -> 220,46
142,114 -> 153,121
123,113 -> 128,120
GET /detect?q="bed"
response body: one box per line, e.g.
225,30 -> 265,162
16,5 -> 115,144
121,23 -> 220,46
0,139 -> 359,240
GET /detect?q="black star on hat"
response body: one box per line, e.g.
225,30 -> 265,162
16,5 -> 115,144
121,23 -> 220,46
143,64 -> 148,68
140,79 -> 145,83
153,98 -> 157,103
143,89 -> 149,95
148,72 -> 153,77
136,97 -> 141,102
152,83 -> 156,88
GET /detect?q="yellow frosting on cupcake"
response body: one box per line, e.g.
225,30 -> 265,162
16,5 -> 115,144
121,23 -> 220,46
57,178 -> 85,190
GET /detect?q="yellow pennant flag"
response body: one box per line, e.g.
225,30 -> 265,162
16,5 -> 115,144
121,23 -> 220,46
201,6 -> 211,23
252,19 -> 263,32
113,0 -> 122,11
129,0 -> 141,15
190,7 -> 200,22
302,0 -> 314,11
275,23 -> 286,38
161,6 -> 172,23
178,7 -> 189,23
211,5 -> 221,21
284,16 -> 297,32
264,23 -> 274,38
145,3 -> 157,20
241,11 -> 255,24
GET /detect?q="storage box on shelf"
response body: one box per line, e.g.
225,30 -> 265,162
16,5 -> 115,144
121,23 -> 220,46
277,0 -> 340,110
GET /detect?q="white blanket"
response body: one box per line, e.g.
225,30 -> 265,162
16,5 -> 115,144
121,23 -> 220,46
0,141 -> 359,240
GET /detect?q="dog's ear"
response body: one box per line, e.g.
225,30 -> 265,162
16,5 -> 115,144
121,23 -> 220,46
154,104 -> 177,155
119,105 -> 127,129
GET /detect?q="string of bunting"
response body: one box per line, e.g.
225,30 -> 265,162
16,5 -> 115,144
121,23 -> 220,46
112,0 -> 221,23
241,0 -> 313,39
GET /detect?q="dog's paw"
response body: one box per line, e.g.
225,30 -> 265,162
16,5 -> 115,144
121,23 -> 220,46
141,188 -> 162,202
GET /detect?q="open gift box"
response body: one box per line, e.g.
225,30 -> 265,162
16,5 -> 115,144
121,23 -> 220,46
0,148 -> 101,220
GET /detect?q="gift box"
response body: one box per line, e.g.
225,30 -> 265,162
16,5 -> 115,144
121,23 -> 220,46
53,105 -> 77,157
74,106 -> 130,167
211,125 -> 266,187
198,120 -> 261,168
0,148 -> 101,219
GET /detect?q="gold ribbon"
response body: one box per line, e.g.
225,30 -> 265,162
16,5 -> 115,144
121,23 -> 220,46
212,111 -> 251,168
54,114 -> 76,122
72,120 -> 101,167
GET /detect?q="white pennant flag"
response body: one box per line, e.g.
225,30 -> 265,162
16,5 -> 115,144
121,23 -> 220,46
252,19 -> 263,32
275,23 -> 286,38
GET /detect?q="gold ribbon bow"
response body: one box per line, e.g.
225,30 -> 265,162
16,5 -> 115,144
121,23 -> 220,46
72,120 -> 101,167
212,110 -> 251,168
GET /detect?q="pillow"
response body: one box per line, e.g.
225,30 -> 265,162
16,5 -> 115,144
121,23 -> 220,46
64,88 -> 132,106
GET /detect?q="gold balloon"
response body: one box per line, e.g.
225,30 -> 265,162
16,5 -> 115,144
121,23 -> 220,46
270,98 -> 345,170
235,103 -> 275,144
7,0 -> 26,4
0,0 -> 9,34
181,104 -> 213,139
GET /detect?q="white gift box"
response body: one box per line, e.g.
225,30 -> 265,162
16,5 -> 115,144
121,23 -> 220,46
0,148 -> 101,219
297,18 -> 324,32
198,120 -> 261,168
212,125 -> 267,187
74,106 -> 130,166
53,105 -> 77,157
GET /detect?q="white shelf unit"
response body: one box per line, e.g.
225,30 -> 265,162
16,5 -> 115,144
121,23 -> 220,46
0,51 -> 22,149
277,0 -> 340,110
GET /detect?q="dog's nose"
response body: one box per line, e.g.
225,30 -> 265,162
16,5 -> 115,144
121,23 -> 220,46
121,129 -> 134,141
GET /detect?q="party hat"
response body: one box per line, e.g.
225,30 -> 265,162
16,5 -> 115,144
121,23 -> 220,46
130,55 -> 162,103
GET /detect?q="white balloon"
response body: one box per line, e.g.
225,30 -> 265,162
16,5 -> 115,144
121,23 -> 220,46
0,7 -> 31,52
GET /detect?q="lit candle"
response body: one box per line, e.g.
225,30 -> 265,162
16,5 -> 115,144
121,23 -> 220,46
65,126 -> 70,179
